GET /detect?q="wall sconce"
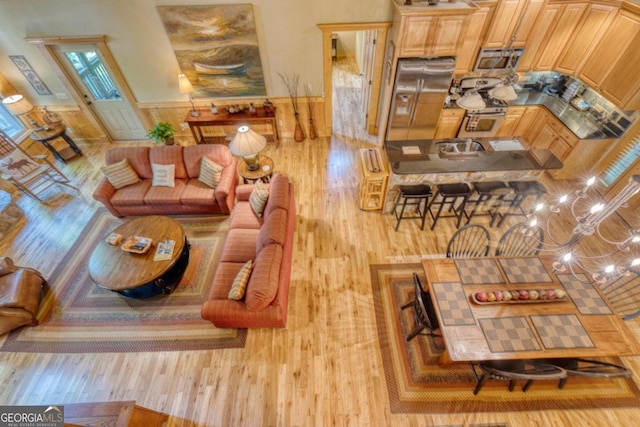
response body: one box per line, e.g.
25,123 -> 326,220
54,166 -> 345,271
178,74 -> 200,117
229,125 -> 267,171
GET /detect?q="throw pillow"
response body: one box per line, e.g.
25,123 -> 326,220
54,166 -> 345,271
198,157 -> 224,189
151,163 -> 175,187
228,260 -> 253,300
100,158 -> 140,189
249,180 -> 269,217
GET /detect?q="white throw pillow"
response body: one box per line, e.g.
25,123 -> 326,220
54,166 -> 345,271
249,180 -> 269,217
151,163 -> 175,187
101,158 -> 140,189
198,157 -> 224,189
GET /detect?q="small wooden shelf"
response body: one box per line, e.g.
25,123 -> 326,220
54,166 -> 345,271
358,148 -> 389,211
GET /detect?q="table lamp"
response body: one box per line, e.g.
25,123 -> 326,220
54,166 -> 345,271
178,74 -> 200,117
2,94 -> 45,128
229,125 -> 266,171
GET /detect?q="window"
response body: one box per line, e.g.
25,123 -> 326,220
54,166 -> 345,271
602,134 -> 640,187
0,102 -> 24,138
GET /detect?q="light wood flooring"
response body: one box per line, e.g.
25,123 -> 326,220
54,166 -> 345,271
1,57 -> 639,426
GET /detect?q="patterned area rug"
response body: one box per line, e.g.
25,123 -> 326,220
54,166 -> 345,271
0,209 -> 246,353
370,263 -> 640,413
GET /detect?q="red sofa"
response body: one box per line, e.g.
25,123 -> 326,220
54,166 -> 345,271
201,173 -> 295,328
93,145 -> 238,217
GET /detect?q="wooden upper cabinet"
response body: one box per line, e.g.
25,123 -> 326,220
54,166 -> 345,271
579,9 -> 640,89
393,1 -> 476,58
555,3 -> 617,74
520,2 -> 587,71
598,22 -> 640,109
483,0 -> 543,48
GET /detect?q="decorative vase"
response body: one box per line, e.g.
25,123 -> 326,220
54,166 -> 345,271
308,118 -> 317,140
293,113 -> 305,142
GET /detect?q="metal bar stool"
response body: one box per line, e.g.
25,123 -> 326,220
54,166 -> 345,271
497,180 -> 548,227
391,185 -> 432,231
466,181 -> 513,227
427,182 -> 473,230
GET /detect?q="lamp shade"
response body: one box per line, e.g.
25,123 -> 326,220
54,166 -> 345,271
229,125 -> 267,157
2,94 -> 34,115
489,84 -> 518,101
177,73 -> 194,94
456,91 -> 486,110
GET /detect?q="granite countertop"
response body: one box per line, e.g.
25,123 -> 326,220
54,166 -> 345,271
511,88 -> 623,139
385,137 -> 563,175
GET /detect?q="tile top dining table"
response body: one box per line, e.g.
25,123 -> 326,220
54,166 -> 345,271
422,256 -> 640,366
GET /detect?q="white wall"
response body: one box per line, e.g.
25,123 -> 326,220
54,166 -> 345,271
0,0 -> 393,105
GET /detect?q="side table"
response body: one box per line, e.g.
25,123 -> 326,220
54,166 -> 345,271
237,155 -> 274,184
30,123 -> 83,163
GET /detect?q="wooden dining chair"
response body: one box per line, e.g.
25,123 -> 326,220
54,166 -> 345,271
495,222 -> 544,257
470,360 -> 567,395
401,273 -> 440,342
446,224 -> 491,258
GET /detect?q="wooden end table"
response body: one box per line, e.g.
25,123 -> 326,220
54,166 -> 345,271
88,216 -> 189,298
30,123 -> 83,163
237,154 -> 274,184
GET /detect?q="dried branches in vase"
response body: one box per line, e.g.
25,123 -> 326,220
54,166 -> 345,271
278,71 -> 305,142
304,83 -> 318,140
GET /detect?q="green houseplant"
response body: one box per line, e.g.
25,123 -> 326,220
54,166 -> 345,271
147,122 -> 177,145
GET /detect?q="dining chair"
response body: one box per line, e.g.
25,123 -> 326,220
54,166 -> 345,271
446,224 -> 491,258
0,129 -> 78,202
470,360 -> 567,395
598,269 -> 640,320
542,358 -> 631,389
495,221 -> 544,257
401,273 -> 440,342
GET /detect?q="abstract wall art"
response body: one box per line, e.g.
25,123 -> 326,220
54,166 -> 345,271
157,4 -> 266,97
9,55 -> 52,96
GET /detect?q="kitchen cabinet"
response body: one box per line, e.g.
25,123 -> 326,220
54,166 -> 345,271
548,138 -> 615,181
530,111 -> 577,164
498,106 -> 542,142
455,1 -> 497,73
496,107 -> 525,137
483,0 -> 544,48
392,2 -> 476,58
519,2 -> 587,71
434,109 -> 465,139
599,29 -> 640,110
579,8 -> 640,89
555,3 -> 617,75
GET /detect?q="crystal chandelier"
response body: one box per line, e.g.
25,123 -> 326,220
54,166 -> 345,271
526,175 -> 640,283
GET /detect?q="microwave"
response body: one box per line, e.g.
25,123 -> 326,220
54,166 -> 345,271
473,48 -> 525,73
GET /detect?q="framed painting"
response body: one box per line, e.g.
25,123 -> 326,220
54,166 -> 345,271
157,4 -> 266,97
9,55 -> 52,95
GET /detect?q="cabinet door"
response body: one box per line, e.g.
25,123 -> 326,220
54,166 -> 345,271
555,3 -> 617,74
434,109 -> 465,139
399,15 -> 434,57
431,15 -> 466,56
512,0 -> 545,46
579,9 -> 640,88
515,106 -> 542,142
496,107 -> 525,137
484,0 -> 526,48
600,30 -> 640,109
532,121 -> 556,151
518,4 -> 562,71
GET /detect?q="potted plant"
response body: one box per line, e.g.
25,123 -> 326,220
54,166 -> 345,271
147,122 -> 177,145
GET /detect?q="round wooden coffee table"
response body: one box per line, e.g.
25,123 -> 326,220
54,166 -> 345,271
88,216 -> 189,298
237,154 -> 274,184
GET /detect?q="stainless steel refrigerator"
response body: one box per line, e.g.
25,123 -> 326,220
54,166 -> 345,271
386,57 -> 455,141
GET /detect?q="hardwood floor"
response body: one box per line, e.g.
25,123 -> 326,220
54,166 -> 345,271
1,57 -> 639,426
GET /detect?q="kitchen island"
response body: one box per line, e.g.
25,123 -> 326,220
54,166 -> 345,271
383,136 -> 562,212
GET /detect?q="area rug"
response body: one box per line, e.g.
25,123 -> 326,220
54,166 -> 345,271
0,209 -> 247,353
370,263 -> 640,414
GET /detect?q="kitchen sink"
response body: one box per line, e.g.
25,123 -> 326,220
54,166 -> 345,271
436,140 -> 485,154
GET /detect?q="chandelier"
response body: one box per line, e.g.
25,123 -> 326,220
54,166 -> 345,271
525,175 -> 640,283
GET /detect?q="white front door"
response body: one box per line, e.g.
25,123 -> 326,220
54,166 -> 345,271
54,44 -> 146,141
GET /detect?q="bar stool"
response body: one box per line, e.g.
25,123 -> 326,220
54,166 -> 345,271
497,180 -> 548,227
427,182 -> 473,230
392,185 -> 433,231
466,181 -> 513,227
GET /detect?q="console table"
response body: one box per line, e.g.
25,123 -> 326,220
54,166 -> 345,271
185,106 -> 279,147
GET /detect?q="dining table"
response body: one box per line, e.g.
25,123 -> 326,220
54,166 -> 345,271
422,256 -> 640,366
